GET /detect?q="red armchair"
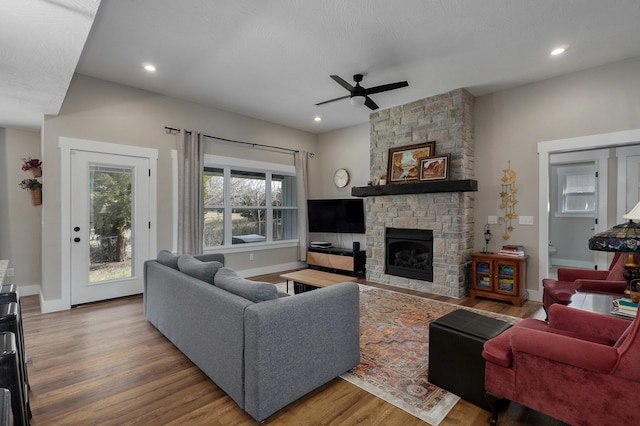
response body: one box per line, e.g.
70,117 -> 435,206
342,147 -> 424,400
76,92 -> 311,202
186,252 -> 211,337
482,304 -> 639,425
542,253 -> 634,317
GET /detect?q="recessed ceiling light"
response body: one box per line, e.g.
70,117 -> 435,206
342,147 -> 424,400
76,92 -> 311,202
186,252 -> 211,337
550,47 -> 566,56
143,63 -> 157,72
314,116 -> 322,122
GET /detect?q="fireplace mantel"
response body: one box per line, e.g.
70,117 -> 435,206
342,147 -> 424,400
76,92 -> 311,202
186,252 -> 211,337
351,179 -> 477,197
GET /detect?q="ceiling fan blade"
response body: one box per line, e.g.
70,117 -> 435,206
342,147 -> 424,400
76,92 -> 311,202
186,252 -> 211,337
330,75 -> 355,92
315,94 -> 350,106
364,96 -> 379,110
365,81 -> 408,95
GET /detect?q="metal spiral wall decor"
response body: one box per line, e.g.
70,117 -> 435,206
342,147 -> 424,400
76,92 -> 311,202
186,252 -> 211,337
499,161 -> 518,240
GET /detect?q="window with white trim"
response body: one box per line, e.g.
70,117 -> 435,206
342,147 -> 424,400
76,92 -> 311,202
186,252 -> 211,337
203,160 -> 297,248
556,164 -> 596,216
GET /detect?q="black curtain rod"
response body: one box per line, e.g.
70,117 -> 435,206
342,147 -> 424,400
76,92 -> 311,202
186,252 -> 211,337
164,126 -> 314,156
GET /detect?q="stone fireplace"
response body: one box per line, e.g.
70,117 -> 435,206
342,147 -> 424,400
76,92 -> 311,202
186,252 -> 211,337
385,227 -> 433,281
363,89 -> 475,298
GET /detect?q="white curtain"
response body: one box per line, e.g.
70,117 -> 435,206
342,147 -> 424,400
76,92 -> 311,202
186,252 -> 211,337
176,129 -> 204,255
294,150 -> 309,261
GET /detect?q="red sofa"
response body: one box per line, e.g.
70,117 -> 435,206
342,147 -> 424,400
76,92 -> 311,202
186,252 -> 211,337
482,304 -> 639,425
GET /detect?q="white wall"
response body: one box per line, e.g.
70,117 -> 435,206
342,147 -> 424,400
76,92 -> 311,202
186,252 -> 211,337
318,56 -> 640,301
13,55 -> 640,307
0,127 -> 42,294
313,123 -> 370,249
40,74 -> 318,307
474,55 -> 640,298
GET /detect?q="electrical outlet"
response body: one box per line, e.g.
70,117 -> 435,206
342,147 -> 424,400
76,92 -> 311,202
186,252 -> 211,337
519,216 -> 534,225
488,216 -> 498,224
249,253 -> 255,261
6,268 -> 14,277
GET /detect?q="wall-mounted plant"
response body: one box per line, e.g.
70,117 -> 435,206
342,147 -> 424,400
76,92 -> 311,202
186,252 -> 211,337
21,157 -> 42,177
19,178 -> 42,206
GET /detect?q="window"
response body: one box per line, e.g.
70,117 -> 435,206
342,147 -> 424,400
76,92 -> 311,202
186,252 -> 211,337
556,164 -> 596,216
203,159 -> 297,248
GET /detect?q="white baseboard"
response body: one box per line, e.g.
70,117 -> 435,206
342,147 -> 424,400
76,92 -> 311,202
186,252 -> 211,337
39,292 -> 71,313
4,284 -> 41,297
527,289 -> 542,303
550,258 -> 593,269
235,261 -> 306,278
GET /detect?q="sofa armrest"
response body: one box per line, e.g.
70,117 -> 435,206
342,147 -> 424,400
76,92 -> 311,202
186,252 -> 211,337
510,327 -> 618,373
243,282 -> 360,422
574,279 -> 627,294
557,267 -> 609,282
547,304 -> 630,343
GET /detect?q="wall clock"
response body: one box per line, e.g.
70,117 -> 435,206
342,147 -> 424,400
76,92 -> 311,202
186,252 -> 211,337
333,168 -> 350,188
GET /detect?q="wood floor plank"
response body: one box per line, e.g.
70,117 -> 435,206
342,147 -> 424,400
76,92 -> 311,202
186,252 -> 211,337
20,273 -> 564,425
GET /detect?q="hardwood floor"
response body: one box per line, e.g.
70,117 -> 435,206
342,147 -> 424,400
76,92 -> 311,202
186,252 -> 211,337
20,272 -> 564,425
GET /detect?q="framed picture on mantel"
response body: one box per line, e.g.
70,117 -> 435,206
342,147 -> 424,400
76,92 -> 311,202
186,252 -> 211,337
420,153 -> 450,181
387,141 -> 435,184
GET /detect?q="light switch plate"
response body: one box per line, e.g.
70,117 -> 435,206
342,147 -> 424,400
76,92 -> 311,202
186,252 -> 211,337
519,216 -> 534,225
488,216 -> 498,224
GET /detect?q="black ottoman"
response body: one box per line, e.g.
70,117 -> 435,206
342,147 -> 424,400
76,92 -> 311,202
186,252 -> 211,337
428,309 -> 512,410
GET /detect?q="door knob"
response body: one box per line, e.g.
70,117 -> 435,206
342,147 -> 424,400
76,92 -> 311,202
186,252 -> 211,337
74,237 -> 81,243
74,226 -> 80,232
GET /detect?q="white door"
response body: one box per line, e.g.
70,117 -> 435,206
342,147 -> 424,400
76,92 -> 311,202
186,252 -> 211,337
70,150 -> 151,305
616,146 -> 640,221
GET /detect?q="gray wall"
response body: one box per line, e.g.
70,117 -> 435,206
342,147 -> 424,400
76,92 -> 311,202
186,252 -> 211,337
6,55 -> 640,306
320,55 -> 640,299
0,127 -> 42,294
40,74 -> 318,305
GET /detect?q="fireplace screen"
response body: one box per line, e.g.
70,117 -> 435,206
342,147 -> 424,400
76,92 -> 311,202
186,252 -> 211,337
385,228 -> 433,281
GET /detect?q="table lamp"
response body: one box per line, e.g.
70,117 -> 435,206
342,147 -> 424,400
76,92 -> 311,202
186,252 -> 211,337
588,200 -> 640,295
483,224 -> 492,253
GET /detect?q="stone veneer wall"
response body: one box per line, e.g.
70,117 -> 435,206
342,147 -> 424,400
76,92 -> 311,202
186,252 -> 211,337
366,89 -> 475,297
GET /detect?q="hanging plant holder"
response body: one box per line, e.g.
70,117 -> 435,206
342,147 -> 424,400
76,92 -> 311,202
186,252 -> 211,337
30,188 -> 42,206
31,167 -> 42,177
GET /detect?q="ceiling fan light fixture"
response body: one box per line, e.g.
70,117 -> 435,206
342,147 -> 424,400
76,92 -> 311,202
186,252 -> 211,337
350,95 -> 366,107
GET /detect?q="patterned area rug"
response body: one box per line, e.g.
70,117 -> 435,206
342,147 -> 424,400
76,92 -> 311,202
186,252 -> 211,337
341,284 -> 520,425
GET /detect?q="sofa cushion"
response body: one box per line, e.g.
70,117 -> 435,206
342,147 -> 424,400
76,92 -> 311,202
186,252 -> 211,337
177,254 -> 223,284
157,250 -> 180,270
214,267 -> 277,303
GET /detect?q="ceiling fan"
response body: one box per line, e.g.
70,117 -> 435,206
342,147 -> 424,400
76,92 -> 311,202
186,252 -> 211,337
316,74 -> 409,110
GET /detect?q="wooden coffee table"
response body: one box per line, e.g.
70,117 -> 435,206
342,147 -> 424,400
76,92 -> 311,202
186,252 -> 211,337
280,269 -> 357,294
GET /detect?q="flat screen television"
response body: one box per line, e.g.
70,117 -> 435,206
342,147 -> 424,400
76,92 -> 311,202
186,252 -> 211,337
307,198 -> 365,233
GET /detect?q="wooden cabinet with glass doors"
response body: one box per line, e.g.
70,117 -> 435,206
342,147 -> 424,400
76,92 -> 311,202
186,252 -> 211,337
469,253 -> 528,306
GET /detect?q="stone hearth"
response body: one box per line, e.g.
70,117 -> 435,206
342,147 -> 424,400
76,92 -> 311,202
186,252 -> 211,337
364,88 -> 475,298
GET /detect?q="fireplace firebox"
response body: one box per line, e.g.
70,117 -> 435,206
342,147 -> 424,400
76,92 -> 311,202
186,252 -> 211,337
385,228 -> 433,281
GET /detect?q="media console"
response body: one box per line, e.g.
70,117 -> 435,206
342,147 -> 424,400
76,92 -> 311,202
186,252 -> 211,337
306,246 -> 366,276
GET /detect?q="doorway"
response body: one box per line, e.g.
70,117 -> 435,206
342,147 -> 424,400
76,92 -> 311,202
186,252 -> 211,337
60,138 -> 157,308
548,150 -> 608,275
538,129 -> 640,287
70,151 -> 150,304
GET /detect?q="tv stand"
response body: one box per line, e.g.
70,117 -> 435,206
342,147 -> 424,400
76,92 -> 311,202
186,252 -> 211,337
306,246 -> 366,276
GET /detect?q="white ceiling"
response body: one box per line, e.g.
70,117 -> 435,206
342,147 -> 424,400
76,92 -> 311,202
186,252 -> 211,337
3,0 -> 640,134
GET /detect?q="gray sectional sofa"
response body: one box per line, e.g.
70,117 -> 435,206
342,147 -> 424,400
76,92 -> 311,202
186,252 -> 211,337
143,251 -> 360,422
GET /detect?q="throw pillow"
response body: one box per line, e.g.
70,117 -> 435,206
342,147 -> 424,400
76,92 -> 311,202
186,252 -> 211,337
157,250 -> 179,270
214,267 -> 278,303
177,254 -> 223,284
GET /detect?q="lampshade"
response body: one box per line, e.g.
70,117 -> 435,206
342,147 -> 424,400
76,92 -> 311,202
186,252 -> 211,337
589,203 -> 640,296
623,200 -> 640,221
350,95 -> 366,107
588,220 -> 640,252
